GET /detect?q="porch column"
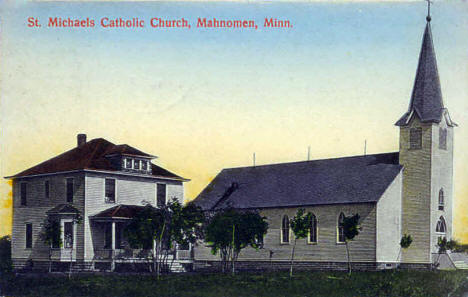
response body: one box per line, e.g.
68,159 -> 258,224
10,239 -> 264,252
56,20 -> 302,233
111,221 -> 116,271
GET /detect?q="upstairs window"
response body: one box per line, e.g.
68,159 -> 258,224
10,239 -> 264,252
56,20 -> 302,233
105,178 -> 116,203
45,181 -> 50,199
439,128 -> 447,150
436,216 -> 446,233
64,222 -> 74,248
281,215 -> 290,244
308,214 -> 318,244
410,128 -> 422,149
20,183 -> 27,206
438,188 -> 444,211
157,184 -> 167,208
337,213 -> 345,243
134,160 -> 140,170
125,158 -> 132,169
66,178 -> 74,203
25,223 -> 32,248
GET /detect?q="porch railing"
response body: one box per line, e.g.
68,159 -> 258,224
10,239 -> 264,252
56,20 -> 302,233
93,249 -> 193,260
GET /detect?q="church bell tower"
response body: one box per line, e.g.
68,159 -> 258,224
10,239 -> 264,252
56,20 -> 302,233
396,8 -> 457,265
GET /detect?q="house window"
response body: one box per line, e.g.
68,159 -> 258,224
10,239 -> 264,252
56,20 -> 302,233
409,128 -> 422,149
66,178 -> 74,203
308,214 -> 318,244
337,213 -> 345,243
436,216 -> 446,233
20,183 -> 27,206
45,181 -> 50,199
281,215 -> 290,244
157,184 -> 167,208
125,158 -> 132,169
439,128 -> 447,150
105,179 -> 116,203
64,222 -> 74,248
134,160 -> 140,170
142,161 -> 148,171
438,188 -> 444,211
51,220 -> 60,249
25,223 -> 32,248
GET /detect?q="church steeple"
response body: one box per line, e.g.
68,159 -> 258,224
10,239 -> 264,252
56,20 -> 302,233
395,12 -> 455,127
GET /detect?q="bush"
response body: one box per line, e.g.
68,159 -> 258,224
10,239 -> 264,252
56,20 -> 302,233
0,235 -> 12,274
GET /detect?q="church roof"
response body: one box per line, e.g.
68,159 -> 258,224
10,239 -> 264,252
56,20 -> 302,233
7,138 -> 187,181
193,152 -> 402,210
396,21 -> 455,126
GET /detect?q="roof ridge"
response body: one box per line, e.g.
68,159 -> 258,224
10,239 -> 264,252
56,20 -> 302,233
222,152 -> 399,171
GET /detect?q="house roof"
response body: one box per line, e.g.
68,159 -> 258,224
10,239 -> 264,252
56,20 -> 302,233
91,204 -> 146,219
193,152 -> 402,210
396,21 -> 455,127
47,204 -> 80,215
7,138 -> 187,181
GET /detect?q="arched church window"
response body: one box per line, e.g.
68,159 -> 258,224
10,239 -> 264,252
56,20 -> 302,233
337,213 -> 345,243
281,215 -> 290,244
439,128 -> 447,150
308,214 -> 318,244
438,188 -> 444,211
436,216 -> 446,233
410,128 -> 422,149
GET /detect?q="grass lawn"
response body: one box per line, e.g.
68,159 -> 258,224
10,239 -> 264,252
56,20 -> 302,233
1,270 -> 467,297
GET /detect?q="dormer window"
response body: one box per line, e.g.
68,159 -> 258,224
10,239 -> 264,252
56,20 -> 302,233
134,160 -> 140,170
125,158 -> 132,169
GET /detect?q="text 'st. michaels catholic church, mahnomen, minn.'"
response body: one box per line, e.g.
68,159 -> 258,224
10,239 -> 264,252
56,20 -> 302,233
7,11 -> 459,272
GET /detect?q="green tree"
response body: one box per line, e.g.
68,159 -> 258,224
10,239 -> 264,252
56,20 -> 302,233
124,204 -> 166,276
0,235 -> 12,274
39,217 -> 62,273
397,234 -> 413,266
289,208 -> 312,277
340,213 -> 361,275
205,208 -> 268,274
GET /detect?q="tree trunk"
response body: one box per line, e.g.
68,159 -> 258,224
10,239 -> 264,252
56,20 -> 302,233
48,247 -> 52,273
231,224 -> 235,276
289,238 -> 297,278
345,242 -> 351,276
68,246 -> 73,279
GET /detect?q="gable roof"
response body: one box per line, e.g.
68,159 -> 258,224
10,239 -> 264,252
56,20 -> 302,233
396,21 -> 455,127
47,204 -> 80,215
7,138 -> 187,181
193,152 -> 402,210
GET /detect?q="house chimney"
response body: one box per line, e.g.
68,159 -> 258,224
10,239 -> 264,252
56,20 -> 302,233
77,134 -> 87,147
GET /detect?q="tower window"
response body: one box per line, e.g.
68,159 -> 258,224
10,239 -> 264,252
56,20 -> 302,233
337,213 -> 345,243
439,128 -> 447,150
438,189 -> 444,211
281,215 -> 290,244
409,128 -> 422,149
436,216 -> 446,233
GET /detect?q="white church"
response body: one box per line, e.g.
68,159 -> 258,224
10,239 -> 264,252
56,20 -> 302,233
192,13 -> 458,270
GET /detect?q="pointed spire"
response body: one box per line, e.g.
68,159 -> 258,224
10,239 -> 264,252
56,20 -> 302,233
396,15 -> 446,126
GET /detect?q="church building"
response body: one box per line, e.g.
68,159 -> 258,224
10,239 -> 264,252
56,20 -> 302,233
192,14 -> 457,270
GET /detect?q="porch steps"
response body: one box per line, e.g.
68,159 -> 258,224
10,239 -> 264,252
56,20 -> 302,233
169,262 -> 187,273
449,253 -> 468,270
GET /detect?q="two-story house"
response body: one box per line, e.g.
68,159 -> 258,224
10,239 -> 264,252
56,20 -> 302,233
7,134 -> 189,272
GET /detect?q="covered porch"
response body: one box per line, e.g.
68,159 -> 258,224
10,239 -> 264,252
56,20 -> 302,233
89,204 -> 193,272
